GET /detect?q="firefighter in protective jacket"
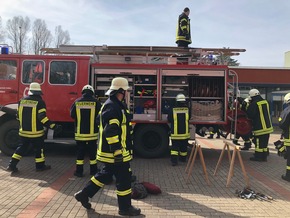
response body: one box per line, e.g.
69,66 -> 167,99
168,93 -> 190,166
278,93 -> 290,182
246,89 -> 273,161
176,7 -> 191,47
74,77 -> 141,216
70,84 -> 101,177
6,82 -> 61,172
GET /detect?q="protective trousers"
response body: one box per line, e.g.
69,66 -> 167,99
171,139 -> 188,163
285,148 -> 290,179
9,136 -> 46,169
253,134 -> 270,160
81,162 -> 132,210
75,140 -> 97,175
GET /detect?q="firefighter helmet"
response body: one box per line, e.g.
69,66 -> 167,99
82,84 -> 94,95
105,77 -> 130,96
176,93 -> 186,102
284,93 -> 290,104
28,82 -> 43,95
249,89 -> 260,98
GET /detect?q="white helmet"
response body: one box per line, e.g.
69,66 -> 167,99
284,93 -> 290,104
28,82 -> 42,95
249,89 -> 260,98
82,84 -> 94,95
105,77 -> 130,96
176,93 -> 186,102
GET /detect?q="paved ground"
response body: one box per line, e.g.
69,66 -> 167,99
1,130 -> 290,218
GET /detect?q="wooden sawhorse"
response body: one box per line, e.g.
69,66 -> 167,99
185,140 -> 210,185
214,140 -> 250,187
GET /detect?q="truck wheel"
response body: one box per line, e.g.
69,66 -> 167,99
134,124 -> 169,158
0,120 -> 20,156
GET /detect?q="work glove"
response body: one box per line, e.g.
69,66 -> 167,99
53,124 -> 63,136
113,149 -> 123,164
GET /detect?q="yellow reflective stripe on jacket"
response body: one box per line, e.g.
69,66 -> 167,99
97,149 -> 132,163
106,135 -> 119,144
253,100 -> 273,136
109,119 -> 120,126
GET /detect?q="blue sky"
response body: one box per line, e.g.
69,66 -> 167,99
1,0 -> 290,67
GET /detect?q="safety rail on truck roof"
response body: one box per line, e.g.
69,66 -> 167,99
40,45 -> 246,65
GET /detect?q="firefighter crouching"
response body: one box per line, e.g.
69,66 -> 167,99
74,77 -> 141,216
70,84 -> 102,177
168,93 -> 190,166
278,93 -> 290,182
6,82 -> 62,173
246,89 -> 273,162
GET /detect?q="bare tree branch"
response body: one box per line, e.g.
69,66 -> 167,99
32,19 -> 52,54
54,25 -> 70,48
6,16 -> 30,53
0,16 -> 5,43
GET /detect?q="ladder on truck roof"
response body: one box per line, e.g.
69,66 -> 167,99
41,45 -> 246,65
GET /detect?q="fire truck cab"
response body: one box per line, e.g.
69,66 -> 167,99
0,45 -> 245,157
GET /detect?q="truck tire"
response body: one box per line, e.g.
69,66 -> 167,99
0,120 -> 20,156
134,124 -> 169,158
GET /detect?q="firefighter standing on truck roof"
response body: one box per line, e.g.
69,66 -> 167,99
176,7 -> 191,48
74,77 -> 141,216
6,82 -> 62,173
246,89 -> 273,162
70,84 -> 102,177
168,93 -> 190,166
278,93 -> 290,182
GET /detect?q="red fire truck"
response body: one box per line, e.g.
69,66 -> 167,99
0,45 -> 246,157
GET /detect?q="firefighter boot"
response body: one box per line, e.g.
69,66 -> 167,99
119,206 -> 141,216
74,166 -> 84,177
179,156 -> 187,163
89,164 -> 98,176
74,190 -> 91,209
241,142 -> 251,151
282,171 -> 290,182
6,159 -> 19,173
36,165 -> 51,172
118,195 -> 141,216
171,155 -> 178,166
250,152 -> 267,162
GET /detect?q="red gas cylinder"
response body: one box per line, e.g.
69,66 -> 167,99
220,109 -> 252,136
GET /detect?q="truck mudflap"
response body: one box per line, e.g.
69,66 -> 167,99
0,105 -> 17,117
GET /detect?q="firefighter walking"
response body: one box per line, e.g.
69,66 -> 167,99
246,89 -> 273,161
70,84 -> 101,177
168,93 -> 190,166
74,77 -> 141,216
278,93 -> 290,182
6,82 -> 61,172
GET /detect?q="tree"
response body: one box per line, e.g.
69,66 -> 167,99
54,25 -> 70,48
31,19 -> 52,54
6,16 -> 30,54
215,47 -> 240,66
0,16 -> 5,43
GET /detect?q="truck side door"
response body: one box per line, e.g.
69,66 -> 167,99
0,59 -> 19,105
44,60 -> 85,122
